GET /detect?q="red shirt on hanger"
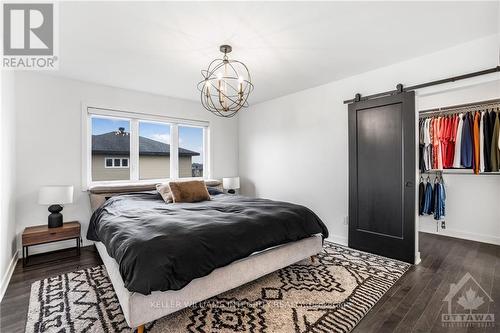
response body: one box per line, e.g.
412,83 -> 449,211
447,115 -> 459,167
441,117 -> 447,168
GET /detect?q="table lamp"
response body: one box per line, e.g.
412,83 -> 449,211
38,185 -> 74,228
222,177 -> 240,194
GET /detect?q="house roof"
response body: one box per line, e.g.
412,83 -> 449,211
92,132 -> 200,157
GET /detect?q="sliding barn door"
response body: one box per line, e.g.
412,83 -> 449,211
348,92 -> 415,263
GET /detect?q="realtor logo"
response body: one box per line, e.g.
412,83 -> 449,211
442,272 -> 495,328
2,3 -> 58,69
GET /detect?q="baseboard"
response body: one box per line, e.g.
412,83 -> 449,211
419,229 -> 500,246
414,251 -> 421,265
0,250 -> 18,302
328,235 -> 348,246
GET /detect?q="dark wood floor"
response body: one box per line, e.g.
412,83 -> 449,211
0,246 -> 102,333
1,232 -> 499,332
353,232 -> 500,333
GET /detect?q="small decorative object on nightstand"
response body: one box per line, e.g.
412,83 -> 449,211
38,185 -> 74,228
223,177 -> 240,194
21,221 -> 81,267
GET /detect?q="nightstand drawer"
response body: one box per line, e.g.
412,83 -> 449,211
23,229 -> 78,245
22,221 -> 80,246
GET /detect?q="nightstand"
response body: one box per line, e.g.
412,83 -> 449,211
22,221 -> 81,267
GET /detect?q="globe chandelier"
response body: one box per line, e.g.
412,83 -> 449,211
198,45 -> 254,118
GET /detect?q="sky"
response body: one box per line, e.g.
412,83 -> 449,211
92,117 -> 203,163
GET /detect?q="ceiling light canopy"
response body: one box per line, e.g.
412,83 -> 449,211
198,45 -> 254,118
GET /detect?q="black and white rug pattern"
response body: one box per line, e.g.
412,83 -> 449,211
26,242 -> 410,333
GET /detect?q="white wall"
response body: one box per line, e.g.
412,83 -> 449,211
239,34 -> 499,249
14,72 -> 239,254
418,80 -> 500,244
0,71 -> 18,299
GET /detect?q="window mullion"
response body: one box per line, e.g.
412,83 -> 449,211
204,127 -> 210,179
170,124 -> 179,179
130,119 -> 139,181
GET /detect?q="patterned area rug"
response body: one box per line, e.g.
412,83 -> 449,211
25,242 -> 409,333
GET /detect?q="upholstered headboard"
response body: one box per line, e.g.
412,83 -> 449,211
88,180 -> 223,212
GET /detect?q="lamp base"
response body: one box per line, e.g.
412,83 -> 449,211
48,204 -> 63,228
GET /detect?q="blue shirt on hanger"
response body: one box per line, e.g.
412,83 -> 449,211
422,182 -> 434,215
433,182 -> 446,220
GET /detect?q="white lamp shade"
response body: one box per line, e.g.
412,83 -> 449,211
38,186 -> 74,205
223,177 -> 240,190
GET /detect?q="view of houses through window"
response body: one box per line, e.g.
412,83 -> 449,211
179,126 -> 204,178
92,118 -> 131,181
138,121 -> 171,180
90,114 -> 205,183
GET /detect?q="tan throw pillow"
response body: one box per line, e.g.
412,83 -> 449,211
168,180 -> 211,203
156,183 -> 173,203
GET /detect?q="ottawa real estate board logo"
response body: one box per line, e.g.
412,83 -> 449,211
2,3 -> 58,70
442,272 -> 494,328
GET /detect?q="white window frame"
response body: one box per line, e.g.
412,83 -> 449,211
104,157 -> 129,169
82,104 -> 211,190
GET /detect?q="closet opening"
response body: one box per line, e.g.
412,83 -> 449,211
417,93 -> 500,263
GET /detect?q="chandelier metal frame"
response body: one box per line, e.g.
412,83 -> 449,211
197,45 -> 254,118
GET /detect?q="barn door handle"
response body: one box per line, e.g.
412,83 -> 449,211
405,181 -> 414,188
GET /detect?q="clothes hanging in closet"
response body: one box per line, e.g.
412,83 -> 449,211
483,111 -> 492,171
479,111 -> 485,173
419,109 -> 500,173
418,119 -> 426,172
418,180 -> 425,215
421,180 -> 434,216
461,112 -> 473,168
492,111 -> 500,171
452,113 -> 464,168
433,180 -> 446,221
423,118 -> 432,170
419,175 -> 446,221
445,116 -> 457,168
472,112 -> 480,174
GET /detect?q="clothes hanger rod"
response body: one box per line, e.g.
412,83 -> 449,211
419,101 -> 500,117
419,98 -> 500,114
421,170 -> 500,175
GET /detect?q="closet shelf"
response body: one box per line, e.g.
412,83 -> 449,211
421,169 -> 500,175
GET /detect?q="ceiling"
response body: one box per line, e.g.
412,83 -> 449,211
55,1 -> 499,104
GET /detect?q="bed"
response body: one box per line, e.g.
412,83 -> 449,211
87,181 -> 328,331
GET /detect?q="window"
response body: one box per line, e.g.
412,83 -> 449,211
179,126 -> 204,178
91,117 -> 130,181
104,157 -> 129,168
139,121 -> 171,180
84,107 -> 210,188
